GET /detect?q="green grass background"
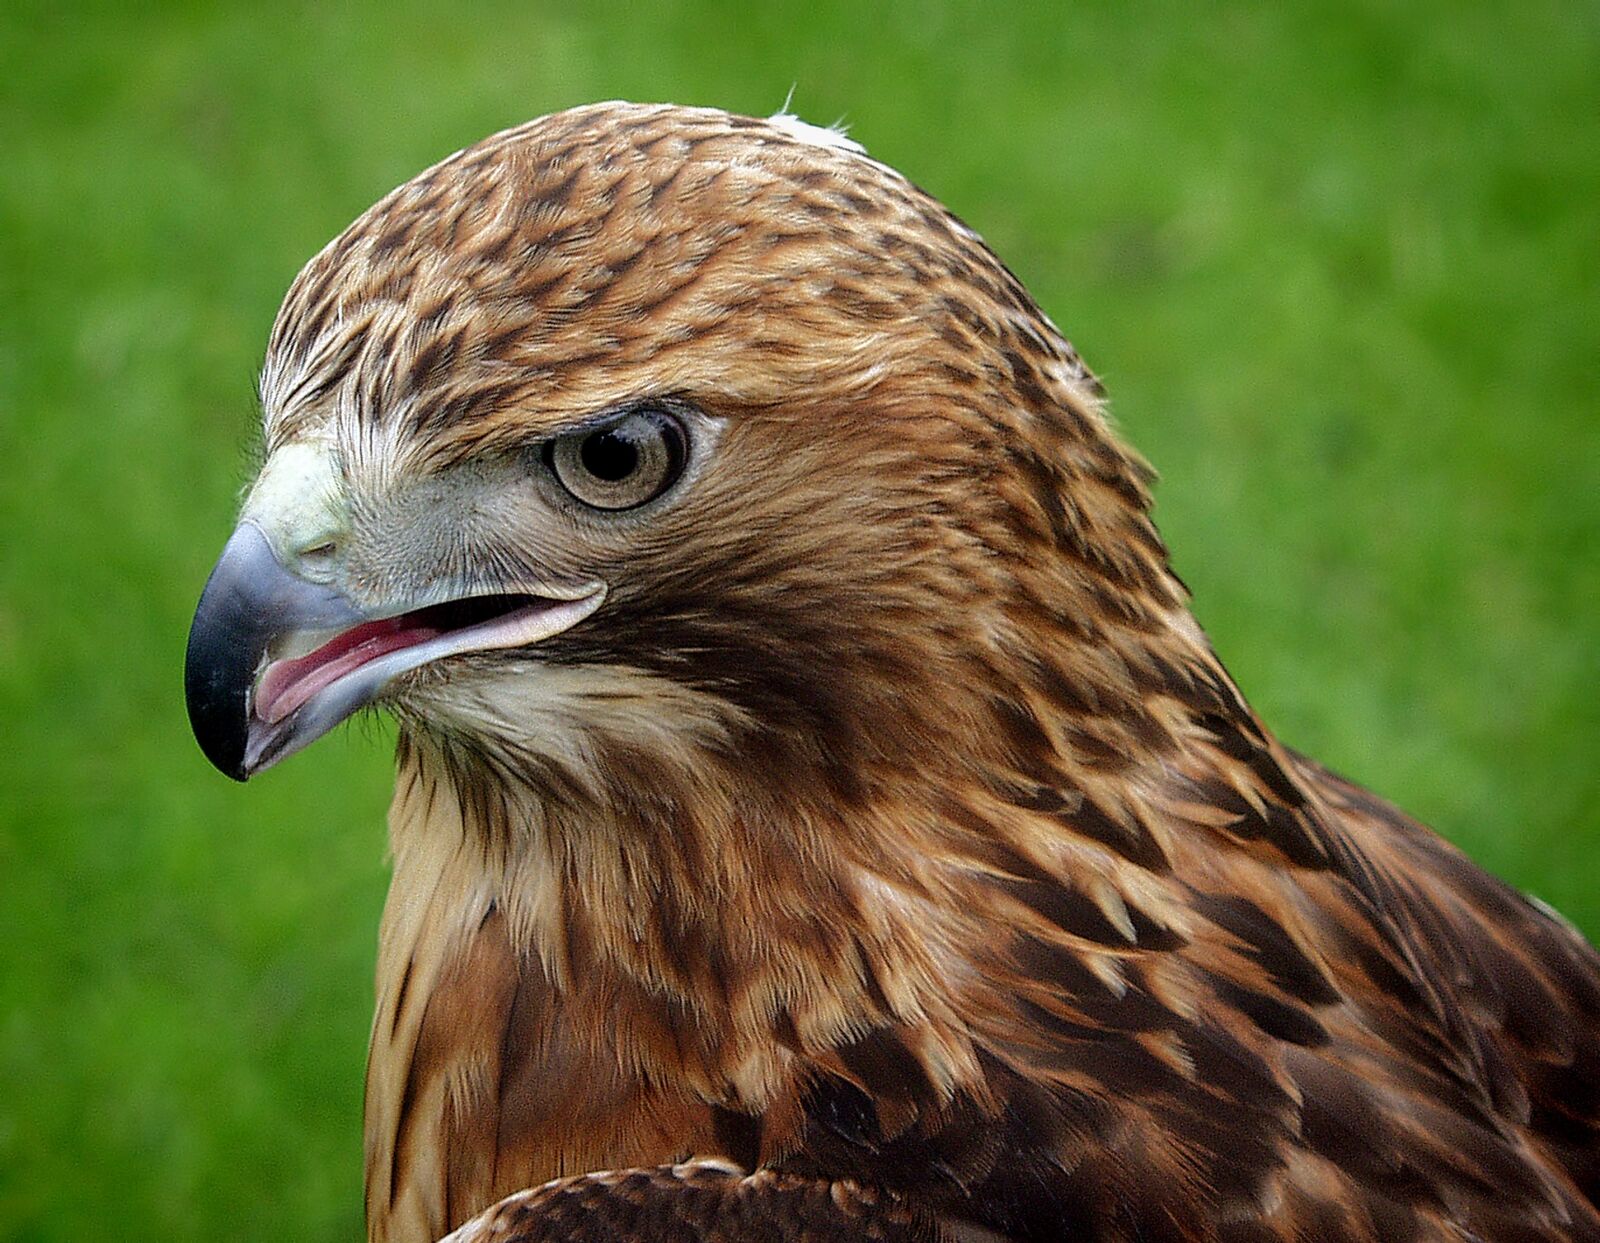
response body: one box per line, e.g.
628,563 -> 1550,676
1,2 -> 1596,1238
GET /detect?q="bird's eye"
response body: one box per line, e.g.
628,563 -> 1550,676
543,407 -> 687,510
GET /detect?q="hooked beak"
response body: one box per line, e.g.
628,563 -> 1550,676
185,524 -> 363,780
184,523 -> 605,781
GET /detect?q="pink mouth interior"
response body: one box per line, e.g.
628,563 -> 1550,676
255,617 -> 442,725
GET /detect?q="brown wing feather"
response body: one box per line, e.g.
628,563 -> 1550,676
442,1162 -> 939,1243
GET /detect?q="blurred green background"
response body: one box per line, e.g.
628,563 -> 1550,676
1,2 -> 1596,1239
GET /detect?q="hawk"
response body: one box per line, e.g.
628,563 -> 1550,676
185,103 -> 1600,1242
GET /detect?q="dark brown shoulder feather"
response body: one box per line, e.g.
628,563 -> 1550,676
1294,751 -> 1600,1212
746,741 -> 1600,1241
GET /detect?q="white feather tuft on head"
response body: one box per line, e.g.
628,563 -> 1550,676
766,109 -> 865,155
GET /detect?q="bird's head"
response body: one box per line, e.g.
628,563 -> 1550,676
187,103 -> 1189,850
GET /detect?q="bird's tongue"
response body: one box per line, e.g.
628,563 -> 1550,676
255,617 -> 442,725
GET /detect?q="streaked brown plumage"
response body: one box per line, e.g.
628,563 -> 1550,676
187,103 -> 1600,1242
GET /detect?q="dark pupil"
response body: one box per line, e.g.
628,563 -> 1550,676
580,429 -> 639,482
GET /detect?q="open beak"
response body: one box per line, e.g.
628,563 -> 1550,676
184,523 -> 604,781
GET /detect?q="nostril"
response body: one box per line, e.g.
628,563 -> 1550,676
296,541 -> 340,577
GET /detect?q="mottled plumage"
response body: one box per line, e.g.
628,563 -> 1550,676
185,103 -> 1600,1243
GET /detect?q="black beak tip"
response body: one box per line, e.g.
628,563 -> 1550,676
185,526 -> 274,782
184,624 -> 252,782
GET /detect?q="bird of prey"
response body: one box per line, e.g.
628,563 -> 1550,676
184,103 -> 1600,1242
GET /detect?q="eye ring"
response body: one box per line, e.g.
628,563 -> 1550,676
543,406 -> 688,511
